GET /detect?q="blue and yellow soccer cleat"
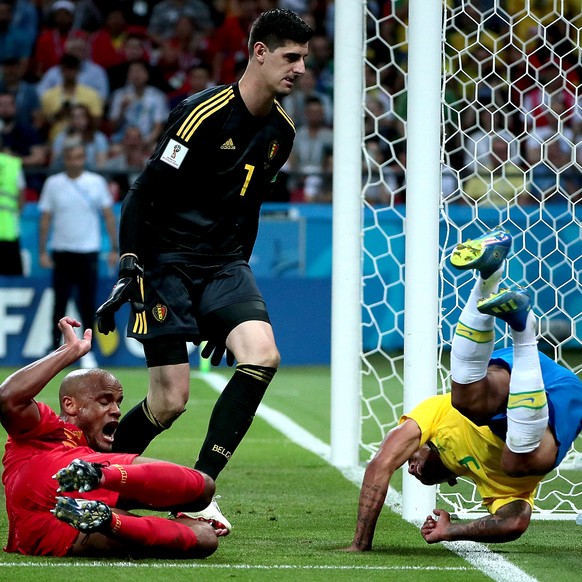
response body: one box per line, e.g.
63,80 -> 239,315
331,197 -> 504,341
52,497 -> 112,533
477,288 -> 531,332
450,227 -> 512,280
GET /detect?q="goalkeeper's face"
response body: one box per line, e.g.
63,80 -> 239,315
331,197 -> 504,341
259,40 -> 308,96
64,371 -> 123,452
407,442 -> 456,486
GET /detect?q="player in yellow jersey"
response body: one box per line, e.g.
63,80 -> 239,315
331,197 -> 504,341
347,228 -> 582,550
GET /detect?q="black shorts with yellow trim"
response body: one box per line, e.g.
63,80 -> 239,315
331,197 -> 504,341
127,259 -> 269,344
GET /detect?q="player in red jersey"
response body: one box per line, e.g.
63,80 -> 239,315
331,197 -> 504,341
0,316 -> 221,557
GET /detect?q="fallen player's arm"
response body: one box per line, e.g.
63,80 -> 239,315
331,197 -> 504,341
0,317 -> 91,436
420,500 -> 531,543
345,419 -> 422,551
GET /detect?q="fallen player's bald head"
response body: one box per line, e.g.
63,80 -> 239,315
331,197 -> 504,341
59,369 -> 121,403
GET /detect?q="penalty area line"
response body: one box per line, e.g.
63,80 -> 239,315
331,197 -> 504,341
194,372 -> 539,582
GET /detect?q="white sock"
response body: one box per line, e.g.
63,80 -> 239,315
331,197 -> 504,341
506,311 -> 548,454
451,268 -> 502,385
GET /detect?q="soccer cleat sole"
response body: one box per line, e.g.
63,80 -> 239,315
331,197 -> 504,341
450,228 -> 512,279
53,458 -> 105,493
52,496 -> 112,533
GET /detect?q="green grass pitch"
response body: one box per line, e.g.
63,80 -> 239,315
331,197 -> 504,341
0,364 -> 580,581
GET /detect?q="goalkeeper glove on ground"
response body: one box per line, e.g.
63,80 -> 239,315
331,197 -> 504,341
96,255 -> 144,334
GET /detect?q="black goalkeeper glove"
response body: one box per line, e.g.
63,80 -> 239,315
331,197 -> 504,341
96,255 -> 144,334
200,341 -> 235,367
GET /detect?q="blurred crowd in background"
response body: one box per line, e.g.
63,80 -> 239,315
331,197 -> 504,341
0,0 -> 581,208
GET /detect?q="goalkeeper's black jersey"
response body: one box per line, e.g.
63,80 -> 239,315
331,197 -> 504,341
120,83 -> 296,264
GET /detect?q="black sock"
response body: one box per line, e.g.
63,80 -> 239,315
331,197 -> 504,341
112,398 -> 168,454
194,364 -> 276,480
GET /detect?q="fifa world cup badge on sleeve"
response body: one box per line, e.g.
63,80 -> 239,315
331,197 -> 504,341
161,139 -> 189,169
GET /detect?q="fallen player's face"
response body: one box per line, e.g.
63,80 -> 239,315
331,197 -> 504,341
407,443 -> 455,486
75,381 -> 123,452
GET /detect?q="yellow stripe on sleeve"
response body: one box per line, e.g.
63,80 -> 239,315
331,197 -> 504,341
176,87 -> 234,142
274,100 -> 295,130
184,94 -> 235,142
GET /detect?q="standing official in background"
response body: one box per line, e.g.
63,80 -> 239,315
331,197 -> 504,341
39,143 -> 117,365
0,148 -> 25,275
96,9 -> 313,529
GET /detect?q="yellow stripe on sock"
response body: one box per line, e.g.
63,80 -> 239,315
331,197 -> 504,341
455,322 -> 494,344
507,390 -> 548,410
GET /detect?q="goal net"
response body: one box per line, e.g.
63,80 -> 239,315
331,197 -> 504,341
360,1 -> 582,517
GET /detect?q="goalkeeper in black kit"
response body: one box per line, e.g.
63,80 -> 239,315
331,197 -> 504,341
96,9 -> 313,534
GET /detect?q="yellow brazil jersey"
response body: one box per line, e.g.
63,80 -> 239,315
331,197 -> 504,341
400,394 -> 543,513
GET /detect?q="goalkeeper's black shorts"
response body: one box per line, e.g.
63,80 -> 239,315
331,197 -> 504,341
127,259 -> 269,343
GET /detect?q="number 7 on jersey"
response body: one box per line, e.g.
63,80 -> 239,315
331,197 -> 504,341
239,164 -> 255,197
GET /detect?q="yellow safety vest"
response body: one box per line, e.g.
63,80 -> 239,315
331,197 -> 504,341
0,152 -> 22,241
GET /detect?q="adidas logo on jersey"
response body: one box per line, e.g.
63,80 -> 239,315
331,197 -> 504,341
220,138 -> 236,150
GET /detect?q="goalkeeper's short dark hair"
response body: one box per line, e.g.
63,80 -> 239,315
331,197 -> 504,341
248,8 -> 313,53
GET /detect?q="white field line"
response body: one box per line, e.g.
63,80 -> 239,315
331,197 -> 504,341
195,371 -> 539,582
0,562 -> 475,571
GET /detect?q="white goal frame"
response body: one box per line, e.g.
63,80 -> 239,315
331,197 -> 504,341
330,0 -> 582,521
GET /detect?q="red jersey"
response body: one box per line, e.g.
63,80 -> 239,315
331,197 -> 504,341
2,402 -> 136,556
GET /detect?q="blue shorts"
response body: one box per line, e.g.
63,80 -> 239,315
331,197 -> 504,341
489,347 -> 582,467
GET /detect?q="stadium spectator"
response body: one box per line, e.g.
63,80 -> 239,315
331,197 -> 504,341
0,0 -> 34,62
31,0 -> 77,79
207,0 -> 260,85
0,315 -> 220,557
39,53 -> 104,143
0,57 -> 42,128
0,148 -> 26,275
9,0 -> 39,50
461,106 -> 520,176
168,62 -> 213,109
528,136 -> 580,203
90,0 -> 152,32
69,0 -> 103,33
107,60 -> 169,147
89,8 -> 130,70
103,125 -> 149,198
462,135 -> 531,207
147,0 -> 214,48
155,14 -> 211,91
287,95 -> 333,202
506,0 -> 582,49
304,33 -> 333,98
362,139 -> 397,206
105,32 -> 166,93
95,8 -> 313,530
0,91 -> 47,169
50,103 -> 108,171
280,66 -> 332,127
37,34 -> 110,102
520,63 -> 577,146
346,228 -> 582,550
38,143 -> 117,363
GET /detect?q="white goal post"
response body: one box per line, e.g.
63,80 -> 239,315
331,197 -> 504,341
330,0 -> 582,520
